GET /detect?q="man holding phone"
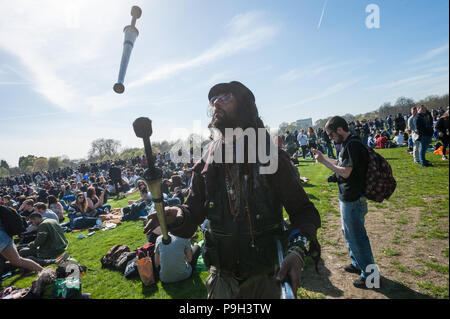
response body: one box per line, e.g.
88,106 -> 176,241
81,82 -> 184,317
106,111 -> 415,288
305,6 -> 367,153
310,116 -> 377,289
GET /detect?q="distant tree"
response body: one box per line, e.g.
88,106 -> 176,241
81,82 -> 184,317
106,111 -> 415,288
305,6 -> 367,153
278,122 -> 289,133
88,138 -> 121,161
378,102 -> 393,119
0,160 -> 9,170
48,157 -> 63,171
19,155 -> 37,173
8,167 -> 21,175
0,167 -> 9,178
32,157 -> 49,172
394,97 -> 415,114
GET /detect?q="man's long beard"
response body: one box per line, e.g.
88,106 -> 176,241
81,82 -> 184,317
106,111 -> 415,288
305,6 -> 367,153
209,108 -> 234,138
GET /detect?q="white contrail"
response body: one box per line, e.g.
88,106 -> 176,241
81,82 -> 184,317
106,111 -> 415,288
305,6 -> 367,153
318,0 -> 328,29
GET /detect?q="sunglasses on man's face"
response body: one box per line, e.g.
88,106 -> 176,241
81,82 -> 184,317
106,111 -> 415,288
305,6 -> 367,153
209,92 -> 233,107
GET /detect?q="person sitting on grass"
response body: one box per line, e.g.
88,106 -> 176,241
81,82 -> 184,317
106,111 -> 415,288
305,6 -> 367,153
376,131 -> 388,149
1,195 -> 17,209
393,131 -> 406,147
367,134 -> 377,149
68,192 -> 101,230
47,195 -> 65,223
154,232 -> 201,284
18,198 -> 35,218
17,212 -> 68,267
86,186 -> 106,217
33,202 -> 60,223
106,179 -> 117,197
128,180 -> 152,205
1,215 -> 43,274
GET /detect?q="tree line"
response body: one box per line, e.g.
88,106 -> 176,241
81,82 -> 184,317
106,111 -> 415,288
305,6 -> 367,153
0,138 -> 182,177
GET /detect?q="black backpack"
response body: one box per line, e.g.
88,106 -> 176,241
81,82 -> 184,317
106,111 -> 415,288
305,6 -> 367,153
0,205 -> 27,237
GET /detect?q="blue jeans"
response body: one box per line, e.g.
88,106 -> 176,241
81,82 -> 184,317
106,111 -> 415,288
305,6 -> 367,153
326,143 -> 336,159
96,204 -> 112,216
339,196 -> 375,279
63,195 -> 76,203
418,135 -> 432,165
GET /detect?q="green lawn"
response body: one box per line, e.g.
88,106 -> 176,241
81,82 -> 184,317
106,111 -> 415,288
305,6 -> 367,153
1,146 -> 448,299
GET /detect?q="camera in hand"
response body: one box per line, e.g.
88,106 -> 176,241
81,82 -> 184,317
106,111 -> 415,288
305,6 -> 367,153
327,174 -> 338,183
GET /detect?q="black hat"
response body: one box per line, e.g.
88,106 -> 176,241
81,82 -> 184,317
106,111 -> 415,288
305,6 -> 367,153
208,81 -> 255,104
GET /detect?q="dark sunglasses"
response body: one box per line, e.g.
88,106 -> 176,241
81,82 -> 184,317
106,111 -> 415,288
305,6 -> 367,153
209,92 -> 233,107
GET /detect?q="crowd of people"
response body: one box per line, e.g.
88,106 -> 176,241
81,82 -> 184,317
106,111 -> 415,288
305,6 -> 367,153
0,78 -> 448,299
280,105 -> 449,167
0,153 -> 197,283
0,154 -> 194,212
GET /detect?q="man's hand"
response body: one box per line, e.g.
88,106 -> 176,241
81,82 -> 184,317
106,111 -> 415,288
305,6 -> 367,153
143,206 -> 181,235
276,251 -> 304,298
439,132 -> 444,137
310,147 -> 324,163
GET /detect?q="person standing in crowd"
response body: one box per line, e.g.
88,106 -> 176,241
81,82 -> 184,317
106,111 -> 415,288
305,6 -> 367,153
435,110 -> 449,160
414,105 -> 434,167
322,127 -> 336,159
407,106 -> 420,164
394,113 -> 406,133
143,81 -> 321,299
386,115 -> 393,135
284,131 -> 297,157
361,120 -> 370,147
307,127 -> 318,151
297,129 -> 309,160
310,116 -> 378,289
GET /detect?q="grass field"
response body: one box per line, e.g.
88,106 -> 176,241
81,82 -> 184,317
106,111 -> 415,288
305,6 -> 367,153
1,146 -> 448,299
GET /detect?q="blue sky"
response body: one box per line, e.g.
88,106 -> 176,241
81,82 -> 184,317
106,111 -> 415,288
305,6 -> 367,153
0,0 -> 448,167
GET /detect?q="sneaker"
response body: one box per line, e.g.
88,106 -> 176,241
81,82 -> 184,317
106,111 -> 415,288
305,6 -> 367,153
344,264 -> 361,274
442,155 -> 448,160
353,276 -> 382,289
421,163 -> 433,167
353,277 -> 368,289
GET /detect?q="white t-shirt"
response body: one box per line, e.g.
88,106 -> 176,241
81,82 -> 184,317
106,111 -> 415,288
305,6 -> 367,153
297,133 -> 308,146
393,135 -> 404,145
